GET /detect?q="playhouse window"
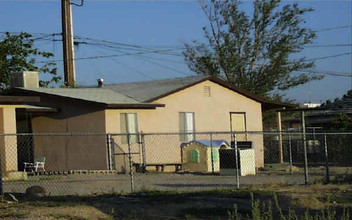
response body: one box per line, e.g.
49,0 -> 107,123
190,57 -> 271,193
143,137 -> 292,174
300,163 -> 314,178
190,149 -> 200,163
179,112 -> 195,142
120,113 -> 139,144
212,149 -> 219,162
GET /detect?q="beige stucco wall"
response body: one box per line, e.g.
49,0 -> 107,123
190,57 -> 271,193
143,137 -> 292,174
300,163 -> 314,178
105,80 -> 264,169
0,105 -> 23,172
31,98 -> 108,171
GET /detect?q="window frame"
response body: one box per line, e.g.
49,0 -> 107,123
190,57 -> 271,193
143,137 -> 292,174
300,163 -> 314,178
179,112 -> 196,142
120,113 -> 139,144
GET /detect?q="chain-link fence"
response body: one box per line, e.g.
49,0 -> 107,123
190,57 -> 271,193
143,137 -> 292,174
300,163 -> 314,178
0,131 -> 351,196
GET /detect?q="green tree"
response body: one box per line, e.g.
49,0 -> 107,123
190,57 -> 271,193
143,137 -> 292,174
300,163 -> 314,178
0,32 -> 61,91
183,0 -> 322,98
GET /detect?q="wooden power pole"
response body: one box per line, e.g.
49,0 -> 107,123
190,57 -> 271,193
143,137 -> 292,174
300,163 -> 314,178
61,0 -> 76,87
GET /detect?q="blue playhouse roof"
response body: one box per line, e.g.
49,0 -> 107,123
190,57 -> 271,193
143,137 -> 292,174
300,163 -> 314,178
188,140 -> 230,148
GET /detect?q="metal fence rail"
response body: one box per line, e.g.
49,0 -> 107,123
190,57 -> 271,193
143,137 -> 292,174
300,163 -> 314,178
0,131 -> 351,195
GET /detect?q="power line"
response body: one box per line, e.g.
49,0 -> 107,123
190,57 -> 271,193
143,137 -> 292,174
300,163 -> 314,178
305,44 -> 352,48
315,25 -> 352,32
304,52 -> 351,62
36,47 -> 184,63
136,55 -> 193,77
296,70 -> 351,78
74,36 -> 184,56
84,43 -> 191,77
84,45 -> 158,81
77,41 -> 352,78
305,69 -> 351,75
83,41 -> 187,64
0,32 -> 61,36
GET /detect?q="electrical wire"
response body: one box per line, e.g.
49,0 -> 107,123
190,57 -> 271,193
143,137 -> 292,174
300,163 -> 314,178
304,52 -> 351,62
136,55 -> 193,77
315,25 -> 352,32
84,43 -> 191,78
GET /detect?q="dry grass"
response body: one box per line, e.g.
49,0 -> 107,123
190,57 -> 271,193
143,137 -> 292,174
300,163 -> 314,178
0,183 -> 350,219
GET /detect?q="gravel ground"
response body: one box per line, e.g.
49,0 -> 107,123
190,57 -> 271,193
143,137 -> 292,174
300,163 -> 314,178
3,171 -> 325,196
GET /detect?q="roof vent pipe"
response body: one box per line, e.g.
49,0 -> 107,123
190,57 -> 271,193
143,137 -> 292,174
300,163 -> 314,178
97,78 -> 104,88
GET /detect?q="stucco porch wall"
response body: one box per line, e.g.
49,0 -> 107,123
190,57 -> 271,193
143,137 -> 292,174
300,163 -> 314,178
105,80 -> 264,168
0,106 -> 19,172
31,98 -> 108,171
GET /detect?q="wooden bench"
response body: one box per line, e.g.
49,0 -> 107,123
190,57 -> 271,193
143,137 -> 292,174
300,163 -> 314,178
133,163 -> 182,172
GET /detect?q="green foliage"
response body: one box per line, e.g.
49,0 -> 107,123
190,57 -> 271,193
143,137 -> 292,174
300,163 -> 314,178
320,90 -> 352,131
322,90 -> 352,110
0,32 -> 61,91
183,0 -> 321,98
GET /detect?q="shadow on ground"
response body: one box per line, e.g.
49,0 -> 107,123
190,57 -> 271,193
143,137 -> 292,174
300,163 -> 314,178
4,184 -> 351,220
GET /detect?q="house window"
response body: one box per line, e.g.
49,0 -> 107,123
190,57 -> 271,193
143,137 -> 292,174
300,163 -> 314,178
190,149 -> 200,163
120,113 -> 138,144
179,112 -> 195,142
204,86 -> 211,97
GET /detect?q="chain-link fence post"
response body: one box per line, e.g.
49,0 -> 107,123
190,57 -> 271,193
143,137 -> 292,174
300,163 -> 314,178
127,134 -> 135,193
0,149 -> 3,197
324,133 -> 330,184
302,111 -> 309,185
106,134 -> 113,170
288,132 -> 293,175
233,133 -> 240,188
140,132 -> 146,173
210,133 -> 214,174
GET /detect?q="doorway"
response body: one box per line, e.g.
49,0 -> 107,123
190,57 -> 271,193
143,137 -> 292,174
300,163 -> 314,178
16,109 -> 34,171
230,112 -> 247,141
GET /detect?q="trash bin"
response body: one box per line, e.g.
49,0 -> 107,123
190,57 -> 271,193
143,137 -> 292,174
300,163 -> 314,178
220,141 -> 256,176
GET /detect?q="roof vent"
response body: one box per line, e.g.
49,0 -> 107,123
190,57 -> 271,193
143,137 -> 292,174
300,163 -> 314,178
204,86 -> 211,97
10,71 -> 39,88
97,78 -> 104,88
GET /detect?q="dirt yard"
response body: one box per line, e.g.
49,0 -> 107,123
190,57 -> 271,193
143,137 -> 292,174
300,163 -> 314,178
1,184 -> 351,219
4,171 -> 324,196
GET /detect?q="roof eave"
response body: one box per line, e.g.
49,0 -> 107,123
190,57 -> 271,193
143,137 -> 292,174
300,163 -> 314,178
0,95 -> 40,104
145,76 -> 212,102
262,102 -> 297,111
24,106 -> 58,113
106,103 -> 165,109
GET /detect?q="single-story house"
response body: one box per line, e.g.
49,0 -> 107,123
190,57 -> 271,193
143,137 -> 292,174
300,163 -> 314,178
2,71 -> 287,172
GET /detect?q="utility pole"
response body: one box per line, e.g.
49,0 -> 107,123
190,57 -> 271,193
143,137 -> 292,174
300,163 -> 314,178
61,0 -> 78,87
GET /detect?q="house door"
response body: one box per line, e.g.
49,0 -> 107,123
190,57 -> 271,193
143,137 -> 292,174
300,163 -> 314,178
16,109 -> 34,171
230,113 -> 247,141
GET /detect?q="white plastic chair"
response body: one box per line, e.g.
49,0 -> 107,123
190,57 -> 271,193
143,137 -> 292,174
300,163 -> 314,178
23,157 -> 46,172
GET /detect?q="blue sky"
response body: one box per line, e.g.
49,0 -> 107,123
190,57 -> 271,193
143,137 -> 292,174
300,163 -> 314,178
0,0 -> 351,103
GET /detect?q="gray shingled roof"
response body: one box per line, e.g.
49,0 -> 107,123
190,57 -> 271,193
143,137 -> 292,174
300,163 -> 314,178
103,75 -> 207,102
12,75 -> 291,110
17,88 -> 139,104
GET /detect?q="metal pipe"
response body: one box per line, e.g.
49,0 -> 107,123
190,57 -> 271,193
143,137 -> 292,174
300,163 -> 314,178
233,133 -> 240,188
210,133 -> 214,174
141,132 -> 147,173
0,152 -> 3,197
324,134 -> 330,184
302,111 -> 309,185
127,134 -> 135,193
277,111 -> 284,163
288,132 -> 293,175
106,134 -> 112,170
